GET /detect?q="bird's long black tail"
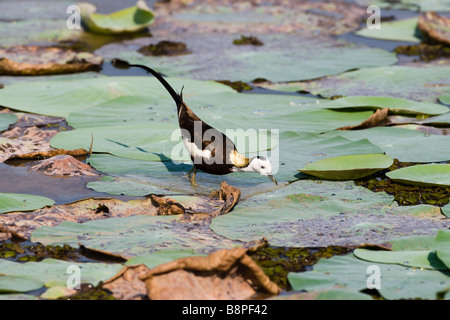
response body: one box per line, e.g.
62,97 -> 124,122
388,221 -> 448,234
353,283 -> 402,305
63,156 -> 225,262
111,58 -> 183,108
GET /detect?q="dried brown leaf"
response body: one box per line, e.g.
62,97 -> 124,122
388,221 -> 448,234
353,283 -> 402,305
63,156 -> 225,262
337,107 -> 389,131
418,12 -> 450,46
103,264 -> 151,300
140,247 -> 281,300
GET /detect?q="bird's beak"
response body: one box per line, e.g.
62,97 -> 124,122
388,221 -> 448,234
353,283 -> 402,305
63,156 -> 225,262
268,174 -> 277,185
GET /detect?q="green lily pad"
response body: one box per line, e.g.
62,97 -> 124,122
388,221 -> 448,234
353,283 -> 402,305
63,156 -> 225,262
0,113 -> 17,131
79,1 -> 154,35
299,154 -> 394,180
442,204 -> 450,218
31,215 -> 240,258
440,93 -> 450,105
287,253 -> 450,300
258,65 -> 450,103
0,276 -> 44,294
315,288 -> 373,300
355,18 -> 421,42
319,96 -> 449,116
0,193 -> 55,214
356,0 -> 450,12
0,76 -> 232,118
0,258 -> 122,291
125,250 -> 204,268
322,127 -> 450,163
354,248 -> 448,270
210,179 -> 446,248
432,230 -> 450,269
101,33 -> 397,82
386,164 -> 450,187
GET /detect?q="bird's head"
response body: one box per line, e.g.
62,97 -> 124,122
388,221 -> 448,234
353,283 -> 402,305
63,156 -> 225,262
248,156 -> 277,185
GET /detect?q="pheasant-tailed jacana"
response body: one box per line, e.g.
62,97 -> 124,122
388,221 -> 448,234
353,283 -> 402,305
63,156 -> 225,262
111,59 -> 277,186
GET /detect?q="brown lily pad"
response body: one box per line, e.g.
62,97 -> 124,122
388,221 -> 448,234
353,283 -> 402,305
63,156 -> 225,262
1,113 -> 91,162
418,12 -> 450,46
0,46 -> 103,76
140,247 -> 281,300
0,197 -> 160,240
29,155 -> 99,177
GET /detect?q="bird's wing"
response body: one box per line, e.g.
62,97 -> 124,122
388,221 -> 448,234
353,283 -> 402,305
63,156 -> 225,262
228,149 -> 249,168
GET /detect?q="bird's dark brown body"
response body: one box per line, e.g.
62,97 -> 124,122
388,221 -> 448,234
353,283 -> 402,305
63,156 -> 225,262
111,58 -> 276,185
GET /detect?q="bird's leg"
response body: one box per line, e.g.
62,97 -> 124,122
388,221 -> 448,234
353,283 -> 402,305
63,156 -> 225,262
187,166 -> 198,186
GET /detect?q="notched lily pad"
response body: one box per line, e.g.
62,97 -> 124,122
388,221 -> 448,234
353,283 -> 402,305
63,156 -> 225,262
0,46 -> 102,76
386,164 -> 450,187
79,0 -> 154,35
299,154 -> 394,180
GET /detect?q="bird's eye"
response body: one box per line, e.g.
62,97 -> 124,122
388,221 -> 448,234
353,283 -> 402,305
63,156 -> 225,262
261,166 -> 265,169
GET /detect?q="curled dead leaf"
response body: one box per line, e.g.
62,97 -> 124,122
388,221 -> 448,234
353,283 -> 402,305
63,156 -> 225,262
418,12 -> 450,46
210,181 -> 241,217
103,264 -> 151,300
337,108 -> 389,131
149,195 -> 185,215
139,247 -> 281,300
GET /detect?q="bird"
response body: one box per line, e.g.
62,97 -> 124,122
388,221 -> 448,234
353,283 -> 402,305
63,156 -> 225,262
111,58 -> 277,186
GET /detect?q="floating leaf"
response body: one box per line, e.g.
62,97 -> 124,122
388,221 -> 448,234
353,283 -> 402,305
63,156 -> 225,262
0,276 -> 44,294
315,288 -> 373,300
31,215 -> 240,258
439,93 -> 450,105
101,33 -> 396,82
79,1 -> 154,35
319,96 -> 449,116
0,258 -> 122,292
0,76 -> 232,118
356,0 -> 450,12
0,193 -> 54,214
210,180 -> 446,248
299,154 -> 393,180
287,253 -> 450,300
258,65 -> 450,103
355,18 -> 421,42
432,230 -> 450,269
125,250 -> 203,268
322,127 -> 450,163
0,113 -> 17,131
442,204 -> 450,218
386,164 -> 450,187
354,248 -> 448,270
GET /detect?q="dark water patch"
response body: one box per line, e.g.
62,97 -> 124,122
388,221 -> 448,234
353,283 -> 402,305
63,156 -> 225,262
0,160 -> 140,205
